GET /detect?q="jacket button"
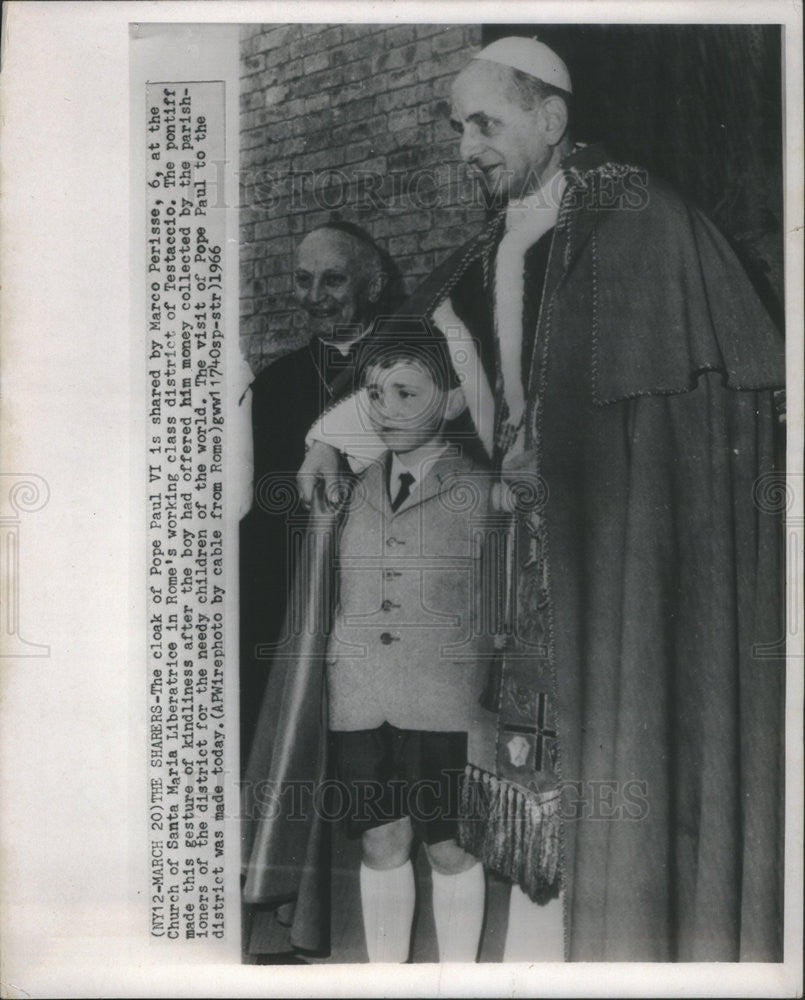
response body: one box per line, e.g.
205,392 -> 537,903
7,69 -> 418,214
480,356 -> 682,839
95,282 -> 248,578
380,632 -> 400,645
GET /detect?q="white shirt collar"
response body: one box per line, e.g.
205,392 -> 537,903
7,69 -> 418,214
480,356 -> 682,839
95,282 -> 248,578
389,445 -> 448,494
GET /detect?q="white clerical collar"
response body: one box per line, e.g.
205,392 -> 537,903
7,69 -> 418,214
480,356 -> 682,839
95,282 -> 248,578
390,445 -> 448,493
320,326 -> 370,356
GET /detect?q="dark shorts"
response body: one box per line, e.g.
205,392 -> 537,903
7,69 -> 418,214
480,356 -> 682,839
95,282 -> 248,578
329,722 -> 467,844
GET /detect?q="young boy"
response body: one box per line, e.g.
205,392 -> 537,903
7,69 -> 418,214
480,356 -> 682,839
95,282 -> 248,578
325,325 -> 492,963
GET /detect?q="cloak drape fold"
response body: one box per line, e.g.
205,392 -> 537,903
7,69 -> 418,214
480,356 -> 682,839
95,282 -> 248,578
241,495 -> 339,954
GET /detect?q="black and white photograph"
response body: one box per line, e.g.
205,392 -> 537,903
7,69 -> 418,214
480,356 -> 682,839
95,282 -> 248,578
1,3 -> 803,997
236,21 -> 788,966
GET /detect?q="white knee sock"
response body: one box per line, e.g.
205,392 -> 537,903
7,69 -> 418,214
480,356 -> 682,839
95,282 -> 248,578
431,863 -> 485,962
503,885 -> 565,962
359,860 -> 416,963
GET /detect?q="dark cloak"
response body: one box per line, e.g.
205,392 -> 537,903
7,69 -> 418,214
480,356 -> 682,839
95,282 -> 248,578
241,495 -> 337,954
240,339 -> 368,956
409,145 -> 785,960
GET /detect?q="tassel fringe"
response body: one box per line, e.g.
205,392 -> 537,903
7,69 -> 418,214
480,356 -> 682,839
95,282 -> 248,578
458,765 -> 561,904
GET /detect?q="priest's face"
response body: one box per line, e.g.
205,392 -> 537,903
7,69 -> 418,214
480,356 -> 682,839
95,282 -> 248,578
293,229 -> 376,341
451,60 -> 552,203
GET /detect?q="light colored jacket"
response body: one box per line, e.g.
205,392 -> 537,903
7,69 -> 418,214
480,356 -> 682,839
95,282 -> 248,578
326,449 -> 494,732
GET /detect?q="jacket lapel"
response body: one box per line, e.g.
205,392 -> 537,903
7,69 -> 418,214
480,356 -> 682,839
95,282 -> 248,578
390,452 -> 473,516
356,457 -> 390,517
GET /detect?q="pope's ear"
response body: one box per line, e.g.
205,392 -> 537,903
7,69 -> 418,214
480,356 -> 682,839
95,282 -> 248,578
539,94 -> 569,146
443,384 -> 468,421
367,269 -> 386,303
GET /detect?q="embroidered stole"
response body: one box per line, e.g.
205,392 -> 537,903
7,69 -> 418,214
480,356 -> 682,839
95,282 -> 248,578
457,204 -> 563,904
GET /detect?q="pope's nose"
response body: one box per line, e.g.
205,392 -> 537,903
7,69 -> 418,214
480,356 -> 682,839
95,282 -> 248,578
459,125 -> 483,163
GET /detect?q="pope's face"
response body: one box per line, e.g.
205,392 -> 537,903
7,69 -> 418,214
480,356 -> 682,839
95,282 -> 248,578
451,60 -> 551,203
293,229 -> 373,340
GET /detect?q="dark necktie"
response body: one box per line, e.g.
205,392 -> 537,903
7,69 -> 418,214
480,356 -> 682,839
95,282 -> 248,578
391,471 -> 415,512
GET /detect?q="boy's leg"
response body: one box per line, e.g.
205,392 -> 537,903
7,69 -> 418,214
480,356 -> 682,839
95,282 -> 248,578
360,817 -> 415,963
425,839 -> 485,962
405,729 -> 485,962
330,725 -> 416,962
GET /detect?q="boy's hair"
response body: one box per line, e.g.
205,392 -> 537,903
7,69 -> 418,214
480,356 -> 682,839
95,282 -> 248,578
356,317 -> 460,392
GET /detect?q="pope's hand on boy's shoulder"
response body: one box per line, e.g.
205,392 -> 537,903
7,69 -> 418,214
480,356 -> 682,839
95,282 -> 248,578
297,439 -> 343,508
491,448 -> 544,514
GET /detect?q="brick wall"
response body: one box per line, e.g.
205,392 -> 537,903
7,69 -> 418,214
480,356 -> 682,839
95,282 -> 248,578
239,23 -> 484,373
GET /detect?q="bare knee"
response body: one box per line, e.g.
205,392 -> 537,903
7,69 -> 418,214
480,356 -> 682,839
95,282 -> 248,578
424,838 -> 478,876
361,817 -> 413,870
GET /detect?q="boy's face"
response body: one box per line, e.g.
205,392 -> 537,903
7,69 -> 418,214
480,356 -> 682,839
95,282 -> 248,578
364,359 -> 449,454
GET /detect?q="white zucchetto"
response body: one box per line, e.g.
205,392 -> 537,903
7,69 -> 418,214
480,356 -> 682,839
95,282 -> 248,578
474,36 -> 572,94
